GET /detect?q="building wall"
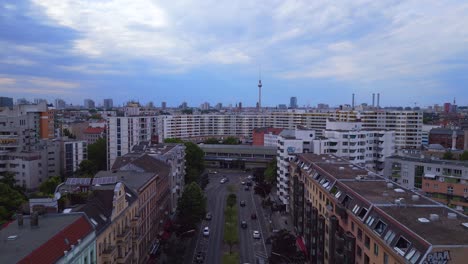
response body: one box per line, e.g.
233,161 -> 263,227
96,183 -> 139,264
62,140 -> 87,177
429,132 -> 464,150
57,231 -> 96,264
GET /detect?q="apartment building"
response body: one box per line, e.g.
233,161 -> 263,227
106,153 -> 171,262
80,182 -> 139,264
276,128 -> 316,208
61,138 -> 87,177
130,142 -> 186,214
83,126 -> 106,144
106,116 -> 159,169
384,155 -> 468,214
312,120 -> 395,173
161,110 -> 422,149
252,127 -> 284,146
290,153 -> 468,264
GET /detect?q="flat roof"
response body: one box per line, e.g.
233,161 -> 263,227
380,206 -> 468,245
342,181 -> 437,206
200,144 -> 276,155
387,155 -> 468,168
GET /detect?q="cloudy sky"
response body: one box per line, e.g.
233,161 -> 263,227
1,0 -> 467,107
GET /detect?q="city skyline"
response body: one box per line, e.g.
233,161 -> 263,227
1,1 -> 468,107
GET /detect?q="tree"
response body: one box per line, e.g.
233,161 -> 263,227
222,137 -> 239,145
63,128 -> 76,139
223,206 -> 238,254
460,151 -> 468,161
177,182 -> 207,226
88,138 -> 107,171
227,193 -> 237,208
443,151 -> 454,160
0,171 -> 19,189
181,108 -> 193,114
76,160 -> 97,177
184,142 -> 205,184
0,183 -> 26,225
164,138 -> 184,143
163,240 -> 185,264
264,160 -> 278,185
39,176 -> 62,196
269,229 -> 299,264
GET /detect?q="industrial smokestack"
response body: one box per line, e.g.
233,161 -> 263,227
377,93 -> 380,108
352,93 -> 355,109
452,130 -> 457,150
372,93 -> 375,107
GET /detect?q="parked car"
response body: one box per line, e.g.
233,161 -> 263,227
205,212 -> 212,220
241,221 -> 248,229
203,226 -> 210,237
220,178 -> 227,184
241,181 -> 246,185
240,200 -> 246,207
253,230 -> 261,239
247,175 -> 253,180
195,251 -> 205,263
251,213 -> 257,220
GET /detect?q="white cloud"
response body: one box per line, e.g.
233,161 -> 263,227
29,0 -> 468,84
0,75 -> 80,96
0,77 -> 16,85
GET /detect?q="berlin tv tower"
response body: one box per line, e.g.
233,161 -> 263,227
258,67 -> 262,110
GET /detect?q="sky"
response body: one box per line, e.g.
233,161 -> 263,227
1,0 -> 468,108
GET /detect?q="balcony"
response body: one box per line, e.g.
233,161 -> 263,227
117,226 -> 131,243
117,251 -> 134,264
102,244 -> 117,262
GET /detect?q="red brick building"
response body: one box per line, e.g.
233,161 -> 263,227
429,128 -> 465,150
252,127 -> 283,146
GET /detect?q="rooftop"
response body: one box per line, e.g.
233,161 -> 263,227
95,170 -> 156,192
200,144 -> 276,155
0,213 -> 93,264
387,155 -> 468,168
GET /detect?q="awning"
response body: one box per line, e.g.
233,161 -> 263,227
296,236 -> 308,257
424,173 -> 436,178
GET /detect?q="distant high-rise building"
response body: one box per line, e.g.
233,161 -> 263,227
161,101 -> 167,110
84,99 -> 95,109
278,104 -> 287,109
215,103 -> 222,110
55,99 -> 66,109
0,97 -> 13,108
200,102 -> 210,110
290,97 -> 298,108
103,98 -> 113,109
317,103 -> 329,109
180,102 -> 188,109
16,98 -> 29,105
34,98 -> 47,105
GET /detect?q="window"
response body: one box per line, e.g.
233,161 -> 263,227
351,221 -> 355,232
383,253 -> 389,264
364,254 -> 370,264
358,208 -> 368,219
365,235 -> 370,249
374,243 -> 379,256
374,220 -> 387,235
358,228 -> 363,240
394,236 -> 411,256
448,186 -> 454,194
357,246 -> 362,258
366,216 -> 375,227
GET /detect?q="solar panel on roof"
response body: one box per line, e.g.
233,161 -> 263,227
93,176 -> 117,185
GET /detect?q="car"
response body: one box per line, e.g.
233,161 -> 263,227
253,230 -> 261,239
203,226 -> 209,236
205,212 -> 212,220
220,178 -> 226,184
240,200 -> 246,207
244,186 -> 250,191
195,251 -> 205,263
247,175 -> 253,180
251,213 -> 257,220
241,221 -> 247,229
241,181 -> 246,185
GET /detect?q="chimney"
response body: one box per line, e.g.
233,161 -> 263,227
377,93 -> 380,108
30,211 -> 39,228
17,213 -> 24,227
352,93 -> 355,109
372,93 -> 375,107
452,129 -> 457,150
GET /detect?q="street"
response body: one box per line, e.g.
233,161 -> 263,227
191,169 -> 269,264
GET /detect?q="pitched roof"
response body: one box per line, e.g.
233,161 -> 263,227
0,213 -> 94,264
112,153 -> 170,175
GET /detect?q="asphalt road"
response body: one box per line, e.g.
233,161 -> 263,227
191,169 -> 268,264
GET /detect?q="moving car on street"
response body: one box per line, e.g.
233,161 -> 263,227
240,200 -> 246,207
195,251 -> 205,263
253,230 -> 261,239
241,221 -> 248,229
251,213 -> 257,220
205,212 -> 212,220
203,226 -> 210,237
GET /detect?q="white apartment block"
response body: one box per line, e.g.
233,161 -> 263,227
276,129 -> 316,208
106,116 -> 159,169
161,110 -> 422,149
312,120 -> 395,173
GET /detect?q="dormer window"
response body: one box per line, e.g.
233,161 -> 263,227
352,205 -> 361,214
394,236 -> 411,256
358,208 -> 368,219
374,220 -> 387,235
365,216 -> 375,227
